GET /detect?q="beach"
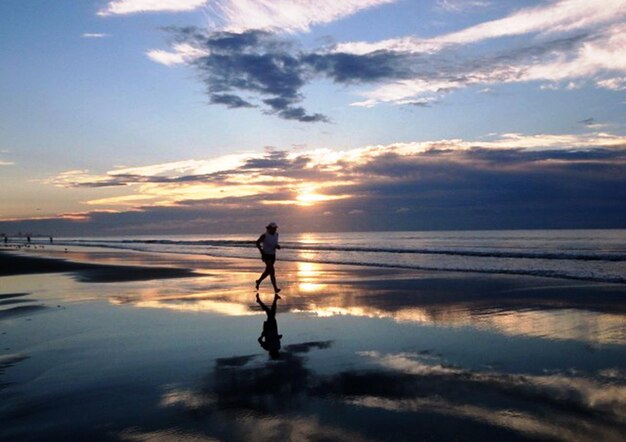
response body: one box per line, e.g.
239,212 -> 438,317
1,245 -> 625,441
4,0 -> 626,440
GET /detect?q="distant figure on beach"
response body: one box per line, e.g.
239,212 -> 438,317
255,222 -> 281,294
49,236 -> 53,243
3,235 -> 7,244
256,293 -> 282,359
26,235 -> 31,244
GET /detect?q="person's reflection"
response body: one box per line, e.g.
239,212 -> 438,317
256,293 -> 282,359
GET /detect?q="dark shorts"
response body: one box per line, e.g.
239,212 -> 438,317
262,253 -> 276,265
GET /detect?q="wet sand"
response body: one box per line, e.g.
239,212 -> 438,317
0,250 -> 198,282
1,247 -> 625,441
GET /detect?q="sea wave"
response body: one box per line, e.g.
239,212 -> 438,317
67,239 -> 626,262
50,238 -> 626,285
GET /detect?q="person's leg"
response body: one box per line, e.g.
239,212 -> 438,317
256,293 -> 270,314
269,264 -> 280,293
256,262 -> 271,289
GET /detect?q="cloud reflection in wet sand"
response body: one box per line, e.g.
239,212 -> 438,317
359,351 -> 626,419
114,296 -> 626,346
153,344 -> 625,442
298,304 -> 626,346
122,415 -> 366,442
152,342 -> 368,442
106,262 -> 626,346
344,351 -> 626,441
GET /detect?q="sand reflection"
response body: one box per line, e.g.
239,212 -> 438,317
299,304 -> 626,346
108,273 -> 260,317
36,247 -> 621,346
295,261 -> 327,293
153,343 -> 625,442
346,351 -> 626,441
98,263 -> 626,346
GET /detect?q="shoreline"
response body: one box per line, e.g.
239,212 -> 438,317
2,246 -> 625,317
0,249 -> 198,283
3,238 -> 625,285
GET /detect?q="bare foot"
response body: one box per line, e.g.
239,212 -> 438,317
274,289 -> 281,299
255,279 -> 261,290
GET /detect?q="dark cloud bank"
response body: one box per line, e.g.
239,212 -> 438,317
3,146 -> 625,235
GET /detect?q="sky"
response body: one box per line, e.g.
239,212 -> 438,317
1,0 -> 625,235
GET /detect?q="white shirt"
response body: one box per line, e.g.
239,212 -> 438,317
262,232 -> 279,254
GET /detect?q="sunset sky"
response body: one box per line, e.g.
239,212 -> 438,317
1,0 -> 625,235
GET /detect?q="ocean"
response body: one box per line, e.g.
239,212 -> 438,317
39,229 -> 626,284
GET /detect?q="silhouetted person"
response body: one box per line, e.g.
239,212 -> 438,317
26,235 -> 31,244
49,236 -> 53,243
255,222 -> 281,293
3,235 -> 7,244
257,293 -> 282,359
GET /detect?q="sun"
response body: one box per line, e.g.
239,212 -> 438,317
296,191 -> 331,205
295,186 -> 349,206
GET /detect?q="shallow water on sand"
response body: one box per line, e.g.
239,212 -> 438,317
31,229 -> 626,283
1,249 -> 625,441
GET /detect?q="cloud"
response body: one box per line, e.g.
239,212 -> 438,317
210,93 -> 255,108
464,132 -> 626,149
149,1 -> 626,118
50,155 -> 254,189
0,150 -> 14,166
150,28 -> 421,120
146,43 -> 208,66
204,0 -> 396,33
596,76 -> 626,90
98,0 -> 207,16
336,0 -> 626,54
349,27 -> 626,106
48,149 -> 344,208
161,29 -> 331,122
99,0 -> 395,33
321,0 -> 626,107
151,28 -> 435,118
5,131 -> 622,234
49,131 -> 626,192
436,0 -> 491,13
578,118 -> 609,129
81,33 -> 110,38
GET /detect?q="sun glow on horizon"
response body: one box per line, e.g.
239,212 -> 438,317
295,185 -> 350,206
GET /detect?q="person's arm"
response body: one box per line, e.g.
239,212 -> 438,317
256,234 -> 265,253
276,233 -> 281,249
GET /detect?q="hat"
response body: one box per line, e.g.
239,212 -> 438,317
267,222 -> 278,228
